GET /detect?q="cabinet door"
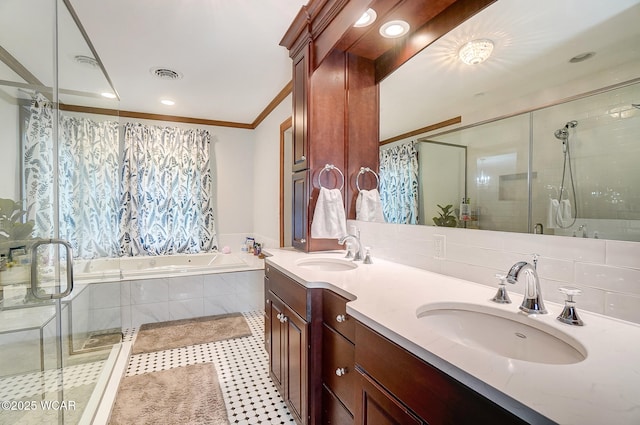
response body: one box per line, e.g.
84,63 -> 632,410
292,48 -> 308,172
292,170 -> 309,251
284,306 -> 308,424
354,367 -> 423,425
269,295 -> 286,392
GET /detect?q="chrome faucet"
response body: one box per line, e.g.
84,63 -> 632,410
338,234 -> 363,261
506,260 -> 547,314
578,224 -> 587,238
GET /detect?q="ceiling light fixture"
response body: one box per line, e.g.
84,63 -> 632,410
160,99 -> 175,106
379,20 -> 410,38
354,8 -> 377,27
458,39 -> 494,65
101,92 -> 117,99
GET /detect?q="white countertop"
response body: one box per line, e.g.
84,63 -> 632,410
264,248 -> 640,425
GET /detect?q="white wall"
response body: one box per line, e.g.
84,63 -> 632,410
252,94 -> 292,248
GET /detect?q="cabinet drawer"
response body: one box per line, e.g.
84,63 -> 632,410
265,264 -> 307,319
322,290 -> 355,342
355,321 -> 531,425
323,325 -> 355,414
322,384 -> 353,425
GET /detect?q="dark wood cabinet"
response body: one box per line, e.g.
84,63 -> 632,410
354,321 -> 532,425
292,170 -> 309,251
321,291 -> 355,424
265,265 -> 310,425
354,367 -> 423,425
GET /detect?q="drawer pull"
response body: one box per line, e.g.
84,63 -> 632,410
336,314 -> 346,323
335,367 -> 347,377
281,315 -> 288,323
276,313 -> 283,320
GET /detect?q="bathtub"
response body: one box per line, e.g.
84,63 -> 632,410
74,252 -> 257,282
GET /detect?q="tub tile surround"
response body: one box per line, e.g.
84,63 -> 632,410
264,248 -> 640,424
120,259 -> 264,328
352,220 -> 640,324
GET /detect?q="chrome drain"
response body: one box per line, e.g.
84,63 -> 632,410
515,332 -> 527,339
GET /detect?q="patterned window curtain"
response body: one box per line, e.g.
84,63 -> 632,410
379,141 -> 419,224
23,93 -> 121,259
119,122 -> 218,256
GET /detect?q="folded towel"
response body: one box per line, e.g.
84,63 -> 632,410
560,199 -> 572,224
547,199 -> 560,229
311,187 -> 347,239
356,189 -> 385,222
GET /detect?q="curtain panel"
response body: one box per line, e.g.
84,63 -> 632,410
379,141 -> 419,224
119,122 -> 218,256
24,93 -> 121,259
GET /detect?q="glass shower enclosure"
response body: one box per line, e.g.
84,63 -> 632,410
1,0 -> 122,423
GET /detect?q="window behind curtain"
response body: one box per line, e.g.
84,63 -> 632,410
119,122 -> 218,256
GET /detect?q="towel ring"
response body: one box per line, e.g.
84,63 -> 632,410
356,167 -> 380,191
317,164 -> 345,191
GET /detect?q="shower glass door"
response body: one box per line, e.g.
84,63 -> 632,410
1,0 -> 122,423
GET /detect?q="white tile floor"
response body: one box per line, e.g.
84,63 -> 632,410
124,311 -> 295,424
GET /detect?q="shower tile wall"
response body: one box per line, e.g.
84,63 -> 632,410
532,83 -> 640,240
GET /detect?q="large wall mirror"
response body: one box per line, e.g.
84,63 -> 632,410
377,0 -> 640,241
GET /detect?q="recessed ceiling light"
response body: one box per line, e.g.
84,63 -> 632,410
101,92 -> 117,99
160,99 -> 175,106
379,20 -> 410,38
354,8 -> 377,27
569,52 -> 596,63
458,39 -> 494,65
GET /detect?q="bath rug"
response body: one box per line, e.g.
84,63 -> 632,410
133,313 -> 251,354
109,363 -> 228,425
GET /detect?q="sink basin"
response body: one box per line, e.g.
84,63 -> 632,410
416,303 -> 586,365
295,257 -> 357,271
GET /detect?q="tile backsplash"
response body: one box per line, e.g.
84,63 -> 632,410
351,220 -> 640,324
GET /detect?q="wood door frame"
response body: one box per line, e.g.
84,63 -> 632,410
279,117 -> 293,247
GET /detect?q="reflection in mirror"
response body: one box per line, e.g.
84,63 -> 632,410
377,0 -> 640,241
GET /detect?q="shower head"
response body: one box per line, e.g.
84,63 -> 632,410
554,120 -> 578,141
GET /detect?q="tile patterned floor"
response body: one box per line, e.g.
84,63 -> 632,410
125,310 -> 295,424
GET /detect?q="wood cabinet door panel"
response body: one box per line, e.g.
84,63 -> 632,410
354,367 -> 422,425
267,263 -> 308,319
269,295 -> 286,391
286,307 -> 308,424
292,170 -> 309,251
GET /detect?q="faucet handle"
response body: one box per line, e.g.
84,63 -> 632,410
363,247 -> 373,264
344,242 -> 353,259
557,287 -> 584,326
491,273 -> 512,304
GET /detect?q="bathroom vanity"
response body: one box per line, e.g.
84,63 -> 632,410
263,249 -> 640,425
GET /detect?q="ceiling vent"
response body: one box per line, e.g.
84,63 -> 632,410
74,55 -> 99,69
150,67 -> 183,80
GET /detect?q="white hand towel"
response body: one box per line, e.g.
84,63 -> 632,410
311,187 -> 347,239
547,199 -> 560,229
560,199 -> 572,223
356,189 -> 385,222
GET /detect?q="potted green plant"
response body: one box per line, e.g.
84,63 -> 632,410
0,198 -> 35,258
432,204 -> 458,227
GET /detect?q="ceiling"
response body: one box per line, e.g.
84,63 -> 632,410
380,0 -> 640,140
69,0 -> 307,123
1,0 -> 639,133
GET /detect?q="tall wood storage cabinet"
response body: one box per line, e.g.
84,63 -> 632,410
281,3 -> 379,252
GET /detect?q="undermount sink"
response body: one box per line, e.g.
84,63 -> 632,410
295,257 -> 357,271
416,303 -> 586,365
